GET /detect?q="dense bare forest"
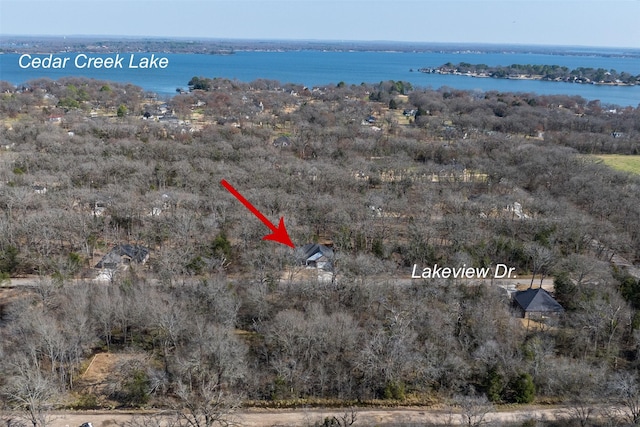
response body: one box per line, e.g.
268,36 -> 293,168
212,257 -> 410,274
1,75 -> 640,426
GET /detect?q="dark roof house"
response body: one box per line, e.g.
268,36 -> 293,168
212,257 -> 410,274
513,287 -> 564,319
95,244 -> 150,269
297,243 -> 334,271
273,135 -> 292,148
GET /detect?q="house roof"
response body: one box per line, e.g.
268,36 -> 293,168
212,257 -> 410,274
307,252 -> 324,262
95,244 -> 150,269
296,244 -> 335,271
514,288 -> 564,313
299,243 -> 333,261
273,136 -> 292,147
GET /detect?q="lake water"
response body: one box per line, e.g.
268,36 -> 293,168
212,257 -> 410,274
2,50 -> 640,106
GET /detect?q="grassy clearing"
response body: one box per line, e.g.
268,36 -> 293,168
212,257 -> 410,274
595,154 -> 640,175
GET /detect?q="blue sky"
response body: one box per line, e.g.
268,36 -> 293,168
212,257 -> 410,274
1,0 -> 639,48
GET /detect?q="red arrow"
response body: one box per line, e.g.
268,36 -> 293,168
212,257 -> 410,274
220,179 -> 295,248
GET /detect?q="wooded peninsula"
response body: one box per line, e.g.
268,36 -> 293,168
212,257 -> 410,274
420,62 -> 640,85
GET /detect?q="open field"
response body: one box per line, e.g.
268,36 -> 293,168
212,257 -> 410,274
595,154 -> 640,175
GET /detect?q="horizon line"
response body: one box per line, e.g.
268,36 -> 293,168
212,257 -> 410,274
1,34 -> 639,52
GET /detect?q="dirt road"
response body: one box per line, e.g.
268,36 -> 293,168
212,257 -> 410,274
45,405 -> 581,427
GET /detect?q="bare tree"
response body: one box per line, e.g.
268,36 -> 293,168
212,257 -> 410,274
537,356 -> 607,426
118,412 -> 181,427
525,242 -> 554,288
1,363 -> 58,427
453,392 -> 495,427
173,379 -> 241,427
332,408 -> 358,426
607,371 -> 640,425
599,405 -> 627,427
320,408 -> 358,427
570,289 -> 630,358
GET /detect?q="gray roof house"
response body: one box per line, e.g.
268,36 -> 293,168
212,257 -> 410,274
95,244 -> 150,269
273,135 -> 292,148
513,288 -> 564,319
297,243 -> 334,271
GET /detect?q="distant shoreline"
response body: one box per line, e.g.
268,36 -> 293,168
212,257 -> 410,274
2,35 -> 640,57
420,62 -> 640,86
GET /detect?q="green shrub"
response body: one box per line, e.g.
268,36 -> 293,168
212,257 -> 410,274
211,232 -> 232,259
186,256 -> 205,275
122,369 -> 150,407
382,381 -> 405,400
0,272 -> 10,286
509,373 -> 535,404
271,376 -> 291,400
0,246 -> 19,274
486,366 -> 504,403
71,393 -> 100,409
117,104 -> 128,117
